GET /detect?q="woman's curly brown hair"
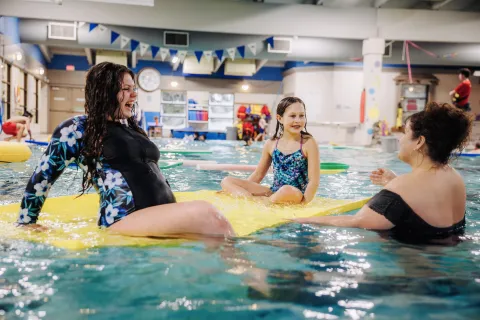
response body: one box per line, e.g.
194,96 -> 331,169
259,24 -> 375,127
407,102 -> 472,165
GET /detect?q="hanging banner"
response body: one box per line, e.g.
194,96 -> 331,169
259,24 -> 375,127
111,31 -> 120,44
178,50 -> 187,63
247,43 -> 257,56
227,48 -> 236,60
78,22 -> 86,28
89,23 -> 98,32
194,51 -> 203,63
215,49 -> 224,61
140,42 -> 149,56
204,51 -> 213,62
237,46 -> 245,59
130,40 -> 140,52
160,48 -> 169,61
266,36 -> 275,49
151,46 -> 160,59
120,35 -> 130,49
169,49 -> 178,57
99,25 -> 107,32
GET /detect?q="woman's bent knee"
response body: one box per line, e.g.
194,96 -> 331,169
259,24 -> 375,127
195,201 -> 235,237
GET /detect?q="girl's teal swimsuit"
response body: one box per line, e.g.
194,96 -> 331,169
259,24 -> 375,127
270,135 -> 309,194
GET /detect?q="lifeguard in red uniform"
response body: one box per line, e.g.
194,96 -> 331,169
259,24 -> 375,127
450,68 -> 472,112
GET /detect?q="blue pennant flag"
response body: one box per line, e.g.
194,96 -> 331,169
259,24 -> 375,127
89,23 -> 98,32
266,36 -> 275,49
215,49 -> 224,61
194,51 -> 203,63
111,31 -> 120,44
169,49 -> 178,57
237,45 -> 245,58
130,39 -> 140,52
151,46 -> 160,59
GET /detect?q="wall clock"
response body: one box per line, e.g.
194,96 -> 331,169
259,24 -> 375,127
137,68 -> 161,92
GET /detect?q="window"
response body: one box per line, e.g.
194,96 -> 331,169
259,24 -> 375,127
1,62 -> 11,118
35,79 -> 39,123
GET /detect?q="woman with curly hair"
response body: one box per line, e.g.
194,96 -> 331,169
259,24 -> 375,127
17,62 -> 234,239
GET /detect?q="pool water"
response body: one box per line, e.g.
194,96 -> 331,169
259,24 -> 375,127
0,139 -> 479,319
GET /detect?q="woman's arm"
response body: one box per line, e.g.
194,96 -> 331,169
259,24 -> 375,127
302,138 -> 320,204
17,116 -> 85,225
248,140 -> 273,183
293,205 -> 394,230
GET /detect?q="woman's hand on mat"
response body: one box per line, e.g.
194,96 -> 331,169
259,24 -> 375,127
370,168 -> 396,186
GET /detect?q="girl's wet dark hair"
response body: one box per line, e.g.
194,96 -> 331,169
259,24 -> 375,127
80,62 -> 145,194
272,97 -> 311,140
407,102 -> 472,165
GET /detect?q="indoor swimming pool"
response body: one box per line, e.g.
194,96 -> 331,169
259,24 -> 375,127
0,139 -> 479,319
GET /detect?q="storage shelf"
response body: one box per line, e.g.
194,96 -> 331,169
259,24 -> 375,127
162,113 -> 186,118
210,115 -> 233,119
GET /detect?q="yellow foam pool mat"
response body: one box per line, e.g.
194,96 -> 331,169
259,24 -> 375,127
0,191 -> 368,250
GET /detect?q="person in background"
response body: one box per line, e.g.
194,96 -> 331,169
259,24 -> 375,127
243,134 -> 253,147
255,114 -> 268,141
222,97 -> 320,205
294,102 -> 470,244
449,68 -> 472,112
2,111 -> 34,142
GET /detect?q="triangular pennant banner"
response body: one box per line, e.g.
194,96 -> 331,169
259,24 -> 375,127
247,43 -> 257,56
238,45 -> 245,59
78,22 -> 86,28
140,42 -> 149,56
130,39 -> 140,52
169,49 -> 178,57
215,49 -> 224,61
89,23 -> 98,32
99,25 -> 107,32
204,51 -> 213,62
194,51 -> 203,63
111,31 -> 120,44
151,46 -> 160,59
120,35 -> 130,49
266,36 -> 275,49
160,48 -> 169,61
227,48 -> 236,60
178,50 -> 187,63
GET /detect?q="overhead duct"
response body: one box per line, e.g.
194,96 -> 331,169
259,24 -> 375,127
183,56 -> 214,75
224,59 -> 256,76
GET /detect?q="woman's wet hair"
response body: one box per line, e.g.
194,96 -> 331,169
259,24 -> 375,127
407,102 -> 472,165
80,62 -> 145,194
272,97 -> 311,140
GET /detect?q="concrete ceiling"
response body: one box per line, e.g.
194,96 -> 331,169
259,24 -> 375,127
236,0 -> 480,11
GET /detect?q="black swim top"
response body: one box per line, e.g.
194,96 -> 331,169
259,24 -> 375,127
102,120 -> 176,211
18,115 -> 176,228
367,189 -> 465,242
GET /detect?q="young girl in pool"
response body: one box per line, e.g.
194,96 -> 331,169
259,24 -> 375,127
221,97 -> 320,204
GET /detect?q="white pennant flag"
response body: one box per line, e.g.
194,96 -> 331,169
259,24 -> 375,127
204,51 -> 213,62
227,48 -> 236,60
78,21 -> 86,28
178,50 -> 187,63
99,24 -> 107,32
140,42 -> 149,56
247,43 -> 257,56
120,35 -> 130,49
160,48 -> 169,61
